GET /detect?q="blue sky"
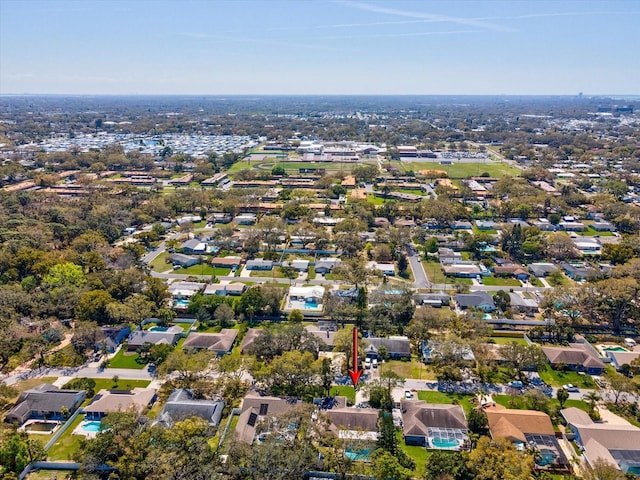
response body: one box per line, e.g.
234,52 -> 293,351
1,0 -> 638,95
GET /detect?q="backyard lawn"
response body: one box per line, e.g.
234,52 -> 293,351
108,348 -> 146,369
330,386 -> 356,405
46,414 -> 85,461
396,429 -> 431,477
538,365 -> 596,389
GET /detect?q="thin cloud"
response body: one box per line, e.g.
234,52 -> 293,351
343,1 -> 515,32
319,29 -> 481,40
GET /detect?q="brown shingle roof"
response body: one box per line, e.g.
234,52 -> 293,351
326,408 -> 378,433
401,401 -> 467,437
485,405 -> 555,437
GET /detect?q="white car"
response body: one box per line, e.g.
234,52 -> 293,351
404,390 -> 413,399
563,384 -> 579,392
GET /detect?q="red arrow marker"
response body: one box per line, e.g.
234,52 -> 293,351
348,327 -> 363,388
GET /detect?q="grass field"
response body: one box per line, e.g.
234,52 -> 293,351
400,161 -> 520,178
381,359 -> 436,380
11,377 -> 58,394
330,386 -> 356,405
494,394 -> 590,413
149,251 -> 171,272
108,348 -> 146,369
489,336 -> 527,345
228,158 -> 376,175
366,193 -> 385,205
416,390 -> 475,414
481,276 -> 522,287
173,264 -> 231,276
421,261 -> 447,284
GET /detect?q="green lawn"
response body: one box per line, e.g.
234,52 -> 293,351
307,266 -> 316,280
46,414 -> 85,461
422,261 -> 447,284
416,390 -> 475,414
149,251 -> 171,272
330,386 -> 356,405
494,394 -> 590,413
581,226 -> 614,237
366,193 -> 385,205
108,348 -> 146,369
538,365 -> 596,388
396,429 -> 431,478
12,377 -> 58,393
400,161 -> 520,179
173,264 -> 231,276
393,188 -> 425,195
489,336 -> 527,345
381,359 -> 436,380
87,378 -> 150,393
481,276 -> 521,287
530,277 -> 544,287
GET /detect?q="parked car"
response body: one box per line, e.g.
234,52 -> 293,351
563,384 -> 579,392
508,380 -> 524,389
364,358 -> 372,369
405,390 -> 413,399
372,359 -> 378,369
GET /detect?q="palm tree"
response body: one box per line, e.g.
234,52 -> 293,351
582,391 -> 601,419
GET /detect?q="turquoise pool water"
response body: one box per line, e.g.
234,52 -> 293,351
174,299 -> 190,307
431,437 -> 460,449
149,326 -> 168,332
345,448 -> 372,461
602,346 -> 628,352
80,421 -> 102,433
304,301 -> 319,310
536,449 -> 557,467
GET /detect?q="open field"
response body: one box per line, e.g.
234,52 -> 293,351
228,158 -> 377,175
381,359 -> 435,380
399,161 -> 520,178
173,264 -> 231,276
481,276 -> 522,287
421,261 -> 447,284
489,336 -> 528,345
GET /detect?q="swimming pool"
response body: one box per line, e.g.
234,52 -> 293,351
22,420 -> 60,434
74,420 -> 104,437
304,301 -> 319,310
431,437 -> 461,449
602,346 -> 628,352
536,449 -> 557,467
149,326 -> 168,332
345,447 -> 372,461
174,299 -> 190,308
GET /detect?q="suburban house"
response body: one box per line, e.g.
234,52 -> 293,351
153,389 -> 225,428
326,407 -> 379,441
305,323 -> 337,349
560,262 -> 595,281
401,401 -> 468,449
485,405 -> 568,470
414,291 -> 451,308
285,286 -> 325,316
454,292 -> 497,312
493,264 -> 530,281
369,262 -> 396,276
235,213 -> 257,225
169,253 -> 201,268
365,336 -> 411,360
529,263 -> 558,278
441,262 -> 483,278
181,329 -> 238,355
605,348 -> 640,373
240,328 -> 263,354
83,388 -> 157,420
541,343 -> 606,375
422,340 -> 475,364
211,256 -> 243,270
245,259 -> 274,271
126,325 -> 183,352
561,407 -> 640,475
181,238 -> 207,254
508,293 -> 540,316
5,384 -> 86,425
282,259 -> 310,272
314,258 -> 342,274
225,283 -> 248,296
235,393 -> 302,444
98,325 -> 131,353
168,281 -> 206,306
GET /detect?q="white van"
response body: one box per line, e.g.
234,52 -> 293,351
364,358 -> 372,369
625,338 -> 637,348
372,359 -> 378,369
